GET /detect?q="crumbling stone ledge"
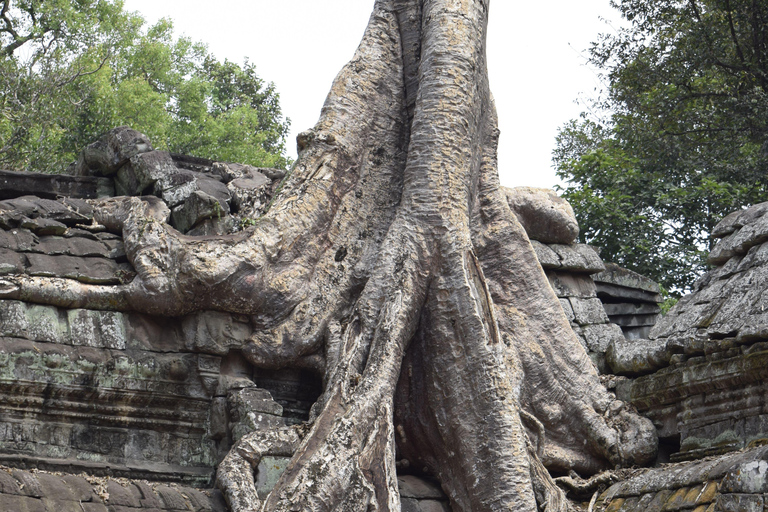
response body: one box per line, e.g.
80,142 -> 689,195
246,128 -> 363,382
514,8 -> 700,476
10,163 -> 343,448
594,445 -> 768,512
0,465 -> 227,511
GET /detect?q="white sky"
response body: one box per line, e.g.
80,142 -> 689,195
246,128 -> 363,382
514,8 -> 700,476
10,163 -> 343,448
121,0 -> 620,190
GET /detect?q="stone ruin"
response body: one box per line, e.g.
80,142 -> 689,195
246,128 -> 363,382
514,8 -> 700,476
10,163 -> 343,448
0,126 -> 767,511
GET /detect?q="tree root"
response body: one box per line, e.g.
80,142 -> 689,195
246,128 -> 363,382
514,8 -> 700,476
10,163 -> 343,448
216,426 -> 305,512
0,0 -> 660,510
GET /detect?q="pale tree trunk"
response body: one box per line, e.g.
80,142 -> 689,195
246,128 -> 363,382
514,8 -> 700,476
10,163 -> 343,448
0,0 -> 657,510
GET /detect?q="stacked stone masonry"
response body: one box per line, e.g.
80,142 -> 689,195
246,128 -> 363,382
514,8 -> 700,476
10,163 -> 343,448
604,201 -> 768,463
593,263 -> 663,340
590,201 -> 768,511
0,127 -> 294,511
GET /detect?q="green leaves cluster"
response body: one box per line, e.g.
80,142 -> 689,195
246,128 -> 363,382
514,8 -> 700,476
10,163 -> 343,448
555,0 -> 768,293
0,0 -> 291,173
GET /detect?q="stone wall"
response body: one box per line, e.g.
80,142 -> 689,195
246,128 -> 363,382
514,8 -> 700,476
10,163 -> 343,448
7,130 -> 766,511
0,127 -> 297,511
588,201 -> 768,511
530,240 -> 626,372
606,201 -> 768,463
593,263 -> 663,340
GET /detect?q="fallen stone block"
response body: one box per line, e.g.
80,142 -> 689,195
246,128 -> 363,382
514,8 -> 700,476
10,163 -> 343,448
504,186 -> 579,244
71,126 -> 153,176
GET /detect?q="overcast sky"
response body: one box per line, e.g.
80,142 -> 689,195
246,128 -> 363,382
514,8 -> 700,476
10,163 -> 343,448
121,0 -> 620,190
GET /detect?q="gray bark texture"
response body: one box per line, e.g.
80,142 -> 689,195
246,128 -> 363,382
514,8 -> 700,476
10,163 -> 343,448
0,0 -> 657,510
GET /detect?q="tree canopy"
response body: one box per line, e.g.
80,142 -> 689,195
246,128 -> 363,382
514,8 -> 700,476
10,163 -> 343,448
554,0 -> 768,293
0,0 -> 291,173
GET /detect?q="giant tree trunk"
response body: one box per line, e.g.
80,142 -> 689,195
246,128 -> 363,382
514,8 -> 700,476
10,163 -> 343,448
0,0 -> 657,510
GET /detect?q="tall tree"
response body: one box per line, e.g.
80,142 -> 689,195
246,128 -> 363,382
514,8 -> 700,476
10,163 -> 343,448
0,0 -> 290,173
554,0 -> 768,293
0,0 -> 658,510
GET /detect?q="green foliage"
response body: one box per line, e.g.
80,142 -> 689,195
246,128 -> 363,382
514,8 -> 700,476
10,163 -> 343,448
555,0 -> 768,293
0,0 -> 290,173
658,285 -> 678,316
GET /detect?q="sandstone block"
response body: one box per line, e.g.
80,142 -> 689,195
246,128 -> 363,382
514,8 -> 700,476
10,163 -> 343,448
712,208 -> 747,238
401,499 -> 451,512
20,216 -> 67,236
127,151 -> 179,196
79,503 -> 108,512
184,488 -> 222,511
72,126 -> 153,176
603,303 -> 661,316
416,501 -> 451,512
36,473 -> 77,502
194,175 -> 231,203
401,498 -> 422,512
24,303 -> 66,343
709,207 -> 768,265
41,498 -> 84,512
0,470 -> 22,494
35,236 -> 111,258
0,247 -> 24,275
550,244 -> 605,273
228,170 -> 272,216
714,494 -> 763,512
10,228 -> 37,251
151,169 -> 202,207
181,312 -> 252,355
720,459 -> 768,493
0,300 -> 29,337
209,397 -> 229,440
59,475 -> 98,502
547,272 -> 597,298
0,494 -> 45,512
171,190 -> 230,233
12,470 -> 43,497
1,196 -> 90,225
579,323 -> 625,353
503,186 -> 579,244
155,485 -> 188,509
559,298 -> 575,322
570,297 -> 610,326
530,240 -> 560,269
25,253 -> 126,284
105,481 -> 142,507
229,387 -> 284,417
595,282 -> 662,304
593,262 -> 661,294
114,163 -> 143,197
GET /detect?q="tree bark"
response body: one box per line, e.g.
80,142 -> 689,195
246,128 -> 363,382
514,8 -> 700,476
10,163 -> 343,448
0,0 -> 657,510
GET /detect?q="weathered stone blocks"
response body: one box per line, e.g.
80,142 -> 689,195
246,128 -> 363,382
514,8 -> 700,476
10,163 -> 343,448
0,466 -> 227,512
